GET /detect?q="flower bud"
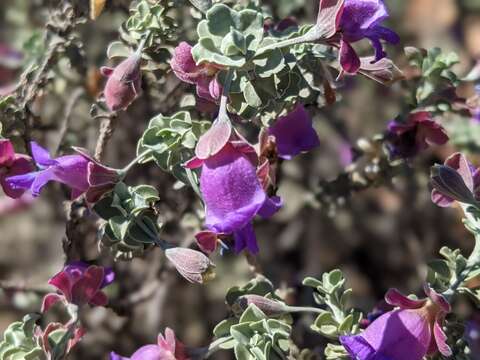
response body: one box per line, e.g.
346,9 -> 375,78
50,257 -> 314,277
431,164 -> 478,206
101,53 -> 142,111
233,295 -> 288,317
165,247 -> 216,284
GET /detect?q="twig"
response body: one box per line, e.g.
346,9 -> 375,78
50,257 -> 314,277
53,87 -> 84,155
94,112 -> 118,161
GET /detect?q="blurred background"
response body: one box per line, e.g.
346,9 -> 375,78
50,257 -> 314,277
1,0 -> 480,358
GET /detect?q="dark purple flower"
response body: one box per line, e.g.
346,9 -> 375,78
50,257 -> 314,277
268,104 -> 320,160
110,328 -> 190,360
186,119 -> 282,254
170,42 -> 222,103
101,53 -> 142,111
338,0 -> 399,74
5,142 -> 90,199
42,261 -> 115,311
386,111 -> 449,159
340,286 -> 452,360
431,153 -> 480,207
0,139 -> 34,198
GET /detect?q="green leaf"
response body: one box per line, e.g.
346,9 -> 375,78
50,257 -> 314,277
214,318 -> 238,337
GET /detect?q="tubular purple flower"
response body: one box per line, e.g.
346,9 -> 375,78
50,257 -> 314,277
268,104 -> 320,160
340,286 -> 452,360
386,111 -> 449,159
5,142 -> 90,199
186,119 -> 282,254
101,52 -> 142,111
431,152 -> 480,207
319,0 -> 400,74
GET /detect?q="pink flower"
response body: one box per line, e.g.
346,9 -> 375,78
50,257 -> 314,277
42,261 -> 115,311
101,53 -> 142,111
0,139 -> 34,198
110,328 -> 189,360
170,42 -> 222,103
340,286 -> 452,360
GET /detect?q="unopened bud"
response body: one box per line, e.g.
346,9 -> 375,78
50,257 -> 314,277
101,53 -> 142,111
233,295 -> 288,317
431,165 -> 477,206
165,247 -> 216,284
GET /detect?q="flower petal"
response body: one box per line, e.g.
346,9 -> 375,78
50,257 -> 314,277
385,288 -> 427,309
30,142 -> 56,167
233,223 -> 259,254
71,265 -> 105,306
433,316 -> 452,357
339,40 -> 361,74
41,293 -> 63,313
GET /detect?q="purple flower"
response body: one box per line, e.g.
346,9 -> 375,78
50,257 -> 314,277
101,53 -> 142,111
5,142 -> 90,199
110,328 -> 190,360
468,84 -> 480,123
386,111 -> 449,159
431,152 -> 480,207
186,119 -> 282,254
340,286 -> 452,360
42,261 -> 115,311
268,104 -> 320,160
170,42 -> 222,103
0,139 -> 34,198
337,0 -> 399,74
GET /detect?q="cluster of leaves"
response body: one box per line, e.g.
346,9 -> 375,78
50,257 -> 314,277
213,277 -> 292,360
0,314 -> 44,360
94,182 -> 161,260
405,46 -> 460,113
193,3 -> 329,124
303,270 -> 362,359
137,110 -> 210,188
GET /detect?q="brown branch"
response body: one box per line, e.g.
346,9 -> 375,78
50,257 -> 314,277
94,112 -> 118,161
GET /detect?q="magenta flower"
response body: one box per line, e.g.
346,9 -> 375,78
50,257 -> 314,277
0,139 -> 34,198
386,112 -> 449,159
110,328 -> 189,360
42,261 -> 115,312
340,286 -> 452,360
101,53 -> 142,111
318,0 -> 399,74
431,152 -> 480,207
5,142 -> 90,199
170,42 -> 222,103
186,119 -> 282,254
268,105 -> 320,160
